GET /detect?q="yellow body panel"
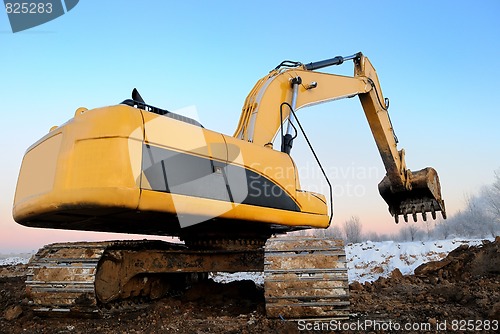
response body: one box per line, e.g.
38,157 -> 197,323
15,132 -> 62,202
13,104 -> 329,236
138,190 -> 327,227
13,105 -> 144,225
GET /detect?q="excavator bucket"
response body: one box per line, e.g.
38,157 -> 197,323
378,167 -> 446,223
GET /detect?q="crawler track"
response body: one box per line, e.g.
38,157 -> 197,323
264,236 -> 349,320
26,240 -> 264,316
26,236 -> 349,319
26,242 -> 112,315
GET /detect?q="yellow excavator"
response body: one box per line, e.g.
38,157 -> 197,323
13,52 -> 445,319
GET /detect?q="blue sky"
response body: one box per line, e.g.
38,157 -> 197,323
1,1 -> 499,252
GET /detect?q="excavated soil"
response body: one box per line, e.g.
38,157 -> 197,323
1,237 -> 499,333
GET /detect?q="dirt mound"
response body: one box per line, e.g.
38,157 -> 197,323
414,236 -> 500,281
350,236 -> 500,327
0,264 -> 27,278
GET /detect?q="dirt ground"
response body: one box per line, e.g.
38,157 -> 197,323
1,237 -> 499,334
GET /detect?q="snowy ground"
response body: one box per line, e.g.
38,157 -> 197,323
346,238 -> 488,283
1,238 -> 490,284
212,238 -> 490,284
0,253 -> 33,266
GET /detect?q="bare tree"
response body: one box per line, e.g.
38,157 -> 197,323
482,168 -> 500,237
488,168 -> 500,216
434,218 -> 452,239
422,168 -> 500,240
423,219 -> 435,240
363,232 -> 393,242
289,229 -> 309,237
398,223 -> 424,241
312,228 -> 326,238
409,224 -> 423,241
461,194 -> 491,237
364,231 -> 380,242
343,216 -> 362,244
433,192 -> 494,239
289,223 -> 349,240
324,224 -> 343,239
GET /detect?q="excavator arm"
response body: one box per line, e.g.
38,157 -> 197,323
234,52 -> 446,223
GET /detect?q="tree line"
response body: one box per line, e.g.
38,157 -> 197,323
296,168 -> 500,243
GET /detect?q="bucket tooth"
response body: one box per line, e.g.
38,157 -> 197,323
431,205 -> 436,220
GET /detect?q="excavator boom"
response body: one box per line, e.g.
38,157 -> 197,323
235,52 -> 446,223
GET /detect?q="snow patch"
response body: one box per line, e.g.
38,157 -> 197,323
209,238 -> 490,285
0,256 -> 31,266
347,238 -> 488,283
210,272 -> 264,285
